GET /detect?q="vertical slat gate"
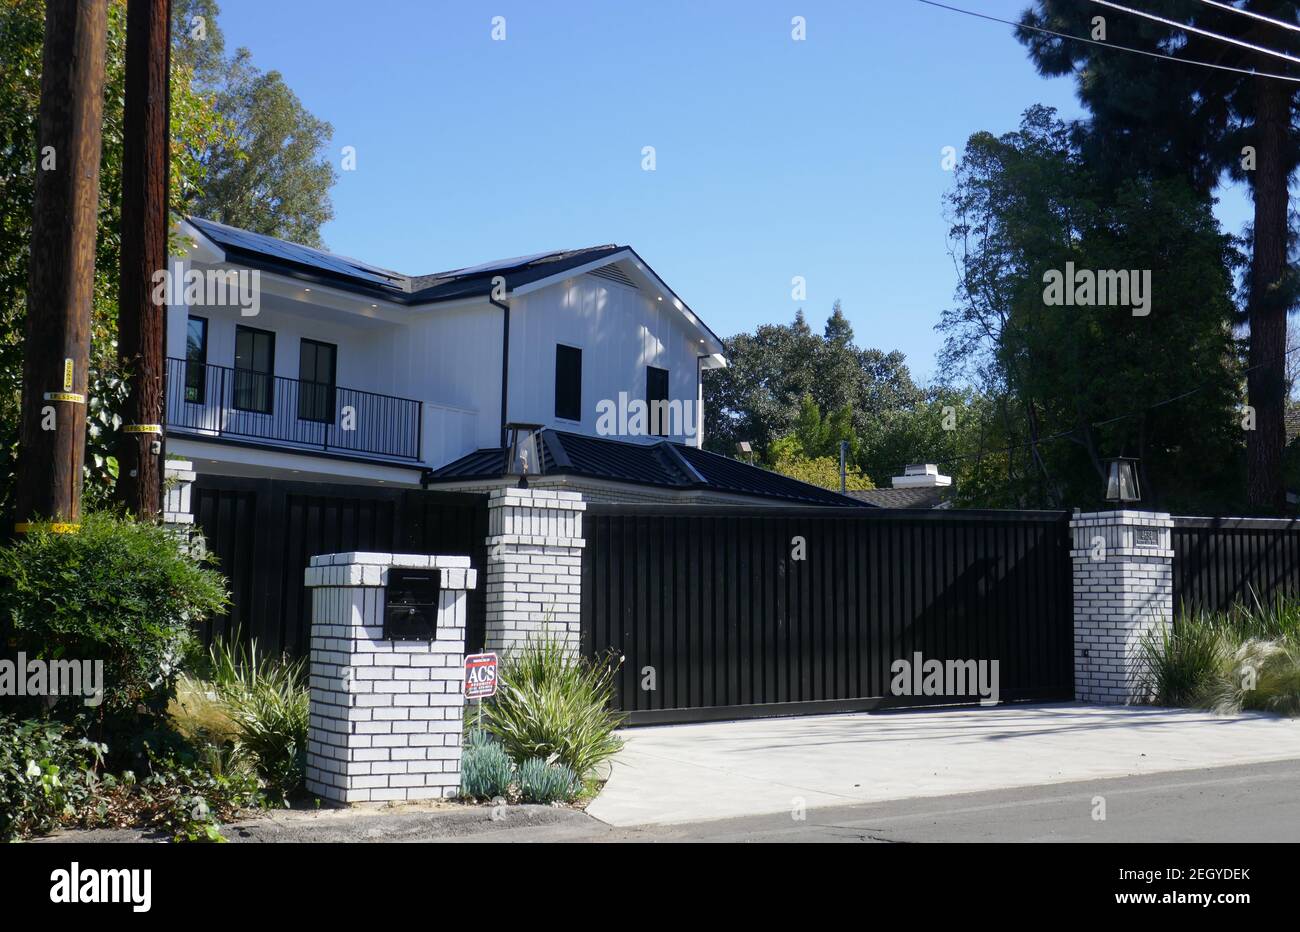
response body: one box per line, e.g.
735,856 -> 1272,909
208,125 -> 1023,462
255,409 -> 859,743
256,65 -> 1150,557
580,504 -> 1075,725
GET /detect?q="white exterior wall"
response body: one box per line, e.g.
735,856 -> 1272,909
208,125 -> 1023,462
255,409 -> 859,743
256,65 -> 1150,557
506,274 -> 705,447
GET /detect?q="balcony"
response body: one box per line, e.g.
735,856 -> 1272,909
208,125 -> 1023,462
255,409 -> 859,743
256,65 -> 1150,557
166,357 -> 423,463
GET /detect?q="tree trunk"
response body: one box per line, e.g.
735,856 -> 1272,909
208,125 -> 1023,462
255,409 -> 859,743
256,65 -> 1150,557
115,0 -> 171,519
1245,77 -> 1290,513
13,0 -> 109,529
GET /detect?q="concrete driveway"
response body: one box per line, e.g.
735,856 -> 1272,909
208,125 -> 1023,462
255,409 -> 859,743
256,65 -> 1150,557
585,702 -> 1300,826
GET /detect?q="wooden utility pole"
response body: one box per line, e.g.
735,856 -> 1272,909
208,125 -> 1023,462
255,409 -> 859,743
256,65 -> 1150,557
116,0 -> 172,519
14,0 -> 110,532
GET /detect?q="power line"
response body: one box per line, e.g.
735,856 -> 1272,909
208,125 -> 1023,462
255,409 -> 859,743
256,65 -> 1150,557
1087,0 -> 1300,67
1196,0 -> 1300,35
909,0 -> 1300,83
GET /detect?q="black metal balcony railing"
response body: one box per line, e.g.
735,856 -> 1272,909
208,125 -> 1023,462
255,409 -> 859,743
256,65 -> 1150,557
166,357 -> 422,462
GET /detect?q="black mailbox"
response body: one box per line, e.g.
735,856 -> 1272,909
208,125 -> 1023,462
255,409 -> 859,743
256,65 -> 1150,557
383,568 -> 441,640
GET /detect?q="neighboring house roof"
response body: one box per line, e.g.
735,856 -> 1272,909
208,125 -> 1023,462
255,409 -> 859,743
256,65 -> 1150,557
845,487 -> 951,509
427,430 -> 873,508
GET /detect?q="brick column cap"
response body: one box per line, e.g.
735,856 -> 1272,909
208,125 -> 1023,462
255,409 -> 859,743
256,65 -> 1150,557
488,487 -> 586,511
304,553 -> 477,591
1069,510 -> 1173,526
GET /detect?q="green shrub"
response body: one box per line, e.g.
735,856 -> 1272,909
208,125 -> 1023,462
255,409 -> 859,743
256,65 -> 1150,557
205,638 -> 308,804
485,639 -> 624,779
516,756 -> 577,804
460,730 -> 513,799
0,513 -> 229,719
0,716 -> 103,841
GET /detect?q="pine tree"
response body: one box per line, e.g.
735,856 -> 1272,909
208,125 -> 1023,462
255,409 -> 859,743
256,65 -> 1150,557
1019,0 -> 1300,511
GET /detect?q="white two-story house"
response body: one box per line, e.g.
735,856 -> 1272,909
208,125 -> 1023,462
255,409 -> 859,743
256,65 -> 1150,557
164,218 -> 865,507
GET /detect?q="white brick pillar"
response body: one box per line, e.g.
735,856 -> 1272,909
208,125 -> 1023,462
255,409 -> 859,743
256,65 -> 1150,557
304,552 -> 476,804
484,488 -> 586,654
162,459 -> 196,526
1069,510 -> 1174,704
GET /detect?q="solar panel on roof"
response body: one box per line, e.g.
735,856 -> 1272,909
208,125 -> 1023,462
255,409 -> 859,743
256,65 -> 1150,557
190,218 -> 402,289
432,250 -> 568,279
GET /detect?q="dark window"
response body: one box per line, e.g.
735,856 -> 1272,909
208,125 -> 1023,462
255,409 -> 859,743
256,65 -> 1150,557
647,365 -> 670,436
555,344 -> 581,421
184,316 -> 208,404
298,339 -> 337,423
234,325 -> 275,414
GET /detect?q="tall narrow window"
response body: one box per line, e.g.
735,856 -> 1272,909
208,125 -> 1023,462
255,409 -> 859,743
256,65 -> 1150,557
646,365 -> 670,436
234,325 -> 275,414
184,316 -> 208,404
298,339 -> 337,423
555,344 -> 581,421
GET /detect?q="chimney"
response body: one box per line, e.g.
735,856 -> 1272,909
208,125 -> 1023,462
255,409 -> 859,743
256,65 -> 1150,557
891,463 -> 952,489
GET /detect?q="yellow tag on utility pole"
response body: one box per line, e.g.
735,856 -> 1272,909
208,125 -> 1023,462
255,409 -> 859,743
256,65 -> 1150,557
14,522 -> 80,534
63,358 -> 73,391
123,424 -> 162,434
43,392 -> 85,404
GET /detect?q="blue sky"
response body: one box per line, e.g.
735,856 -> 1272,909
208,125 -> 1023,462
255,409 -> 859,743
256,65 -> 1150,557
212,0 -> 1253,384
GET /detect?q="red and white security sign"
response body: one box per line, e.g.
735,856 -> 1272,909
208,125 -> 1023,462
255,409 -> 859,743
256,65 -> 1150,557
464,652 -> 499,699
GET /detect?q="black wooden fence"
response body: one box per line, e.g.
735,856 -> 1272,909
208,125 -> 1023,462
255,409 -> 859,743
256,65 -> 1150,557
581,504 -> 1075,724
1172,516 -> 1300,614
190,477 -> 488,658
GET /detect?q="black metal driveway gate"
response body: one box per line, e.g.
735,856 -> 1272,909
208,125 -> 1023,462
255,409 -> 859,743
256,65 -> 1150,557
580,505 -> 1074,724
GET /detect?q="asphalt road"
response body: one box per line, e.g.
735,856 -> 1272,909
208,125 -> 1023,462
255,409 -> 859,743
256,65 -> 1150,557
614,759 -> 1300,842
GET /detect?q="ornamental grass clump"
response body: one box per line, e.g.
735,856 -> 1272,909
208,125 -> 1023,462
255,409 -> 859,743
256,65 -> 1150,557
1142,591 -> 1300,716
484,638 -> 624,779
1140,611 -> 1233,707
201,637 -> 309,804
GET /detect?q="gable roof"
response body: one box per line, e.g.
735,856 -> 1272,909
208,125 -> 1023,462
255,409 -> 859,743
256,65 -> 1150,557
187,217 -> 623,304
182,217 -> 727,356
427,430 -> 872,508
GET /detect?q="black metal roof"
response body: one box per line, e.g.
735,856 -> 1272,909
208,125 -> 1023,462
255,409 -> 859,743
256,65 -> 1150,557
426,430 -> 871,507
188,217 -> 623,306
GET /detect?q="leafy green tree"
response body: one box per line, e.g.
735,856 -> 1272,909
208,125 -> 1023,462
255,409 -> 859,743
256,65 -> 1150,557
1018,1 -> 1299,509
189,48 -> 336,246
788,393 -> 856,460
171,0 -> 335,245
939,106 -> 1243,511
769,435 -> 874,492
705,305 -> 922,460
